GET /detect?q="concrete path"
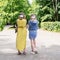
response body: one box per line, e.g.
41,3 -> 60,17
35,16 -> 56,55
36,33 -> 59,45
0,25 -> 60,60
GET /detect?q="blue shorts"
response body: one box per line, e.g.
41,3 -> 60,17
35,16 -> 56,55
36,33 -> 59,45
29,30 -> 37,40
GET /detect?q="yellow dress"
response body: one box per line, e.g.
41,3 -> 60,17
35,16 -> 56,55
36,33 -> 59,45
16,19 -> 27,51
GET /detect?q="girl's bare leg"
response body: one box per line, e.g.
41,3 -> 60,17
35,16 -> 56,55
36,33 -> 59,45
33,39 -> 38,54
33,39 -> 36,49
30,40 -> 34,51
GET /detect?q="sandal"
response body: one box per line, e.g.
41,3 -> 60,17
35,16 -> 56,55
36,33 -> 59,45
17,51 -> 22,55
23,52 -> 26,55
34,51 -> 38,54
31,49 -> 38,54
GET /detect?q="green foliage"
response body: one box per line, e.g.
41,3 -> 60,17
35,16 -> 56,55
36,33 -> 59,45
41,14 -> 52,22
0,0 -> 30,31
0,0 -> 8,31
58,2 -> 60,21
58,2 -> 60,14
0,0 -> 60,31
29,0 -> 39,14
3,0 -> 30,24
36,0 -> 60,22
36,0 -> 53,21
41,22 -> 60,32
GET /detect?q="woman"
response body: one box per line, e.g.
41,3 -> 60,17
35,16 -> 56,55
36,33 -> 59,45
16,12 -> 27,55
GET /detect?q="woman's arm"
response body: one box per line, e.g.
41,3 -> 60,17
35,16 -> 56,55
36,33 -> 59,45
15,21 -> 18,33
26,24 -> 29,29
26,20 -> 30,29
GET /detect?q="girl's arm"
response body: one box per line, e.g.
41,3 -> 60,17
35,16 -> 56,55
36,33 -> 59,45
37,20 -> 39,29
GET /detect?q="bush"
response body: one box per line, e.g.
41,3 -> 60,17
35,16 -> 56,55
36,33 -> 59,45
0,19 -> 5,31
0,11 -> 7,31
41,22 -> 60,32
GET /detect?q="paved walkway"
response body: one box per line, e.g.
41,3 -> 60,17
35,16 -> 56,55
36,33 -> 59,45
0,25 -> 60,60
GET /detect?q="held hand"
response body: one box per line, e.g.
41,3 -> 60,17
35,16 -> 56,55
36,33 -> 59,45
26,24 -> 29,29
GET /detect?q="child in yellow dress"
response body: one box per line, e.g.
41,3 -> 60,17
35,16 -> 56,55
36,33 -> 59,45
16,12 -> 27,55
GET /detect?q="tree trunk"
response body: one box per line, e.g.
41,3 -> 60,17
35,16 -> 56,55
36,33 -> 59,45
52,0 -> 58,21
55,0 -> 58,21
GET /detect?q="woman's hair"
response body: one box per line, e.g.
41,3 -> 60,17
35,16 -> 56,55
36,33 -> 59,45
30,14 -> 36,20
18,12 -> 26,19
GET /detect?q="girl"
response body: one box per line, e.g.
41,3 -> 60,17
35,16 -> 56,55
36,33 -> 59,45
16,12 -> 27,55
28,14 -> 39,54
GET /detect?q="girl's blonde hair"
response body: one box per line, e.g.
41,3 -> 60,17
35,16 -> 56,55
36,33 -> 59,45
30,14 -> 36,20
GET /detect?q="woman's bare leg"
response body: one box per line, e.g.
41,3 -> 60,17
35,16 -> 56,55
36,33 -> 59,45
18,50 -> 21,55
23,48 -> 26,55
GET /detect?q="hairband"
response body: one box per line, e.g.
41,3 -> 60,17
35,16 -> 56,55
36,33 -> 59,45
20,15 -> 24,17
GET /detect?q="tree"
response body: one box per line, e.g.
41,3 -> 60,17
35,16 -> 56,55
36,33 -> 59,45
0,0 -> 8,30
52,0 -> 58,21
0,0 -> 30,30
36,0 -> 60,22
4,0 -> 30,24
